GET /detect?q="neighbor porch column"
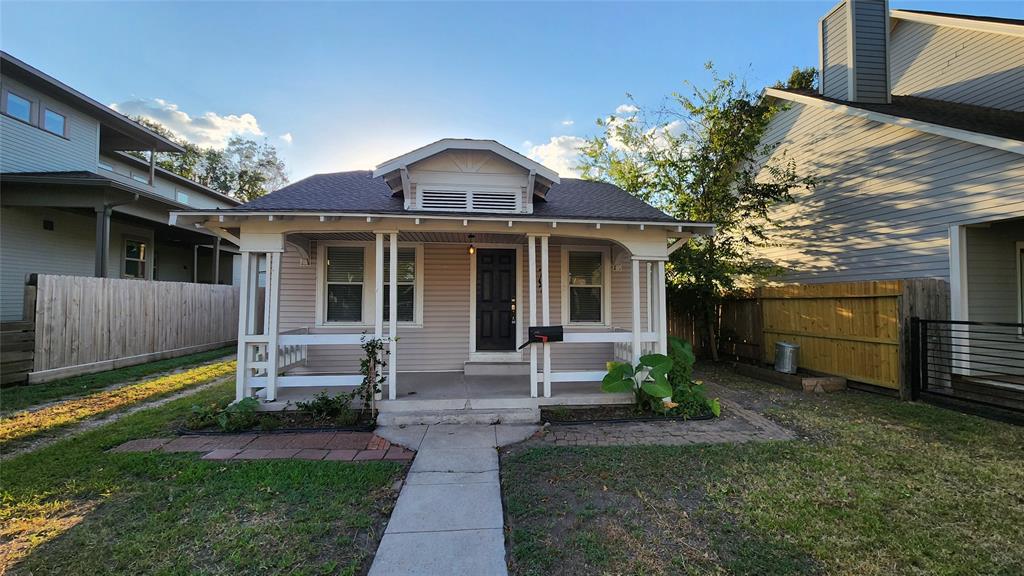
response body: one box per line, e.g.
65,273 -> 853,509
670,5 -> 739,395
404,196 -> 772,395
657,260 -> 668,355
541,235 -> 551,397
264,251 -> 283,401
94,204 -> 111,277
388,232 -> 398,400
212,237 -> 221,284
528,235 -> 538,398
632,258 -> 642,364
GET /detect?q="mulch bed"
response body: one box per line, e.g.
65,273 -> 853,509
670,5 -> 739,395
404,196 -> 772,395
180,410 -> 376,435
541,405 -> 715,425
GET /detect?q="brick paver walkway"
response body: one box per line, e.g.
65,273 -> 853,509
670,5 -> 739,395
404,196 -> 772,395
538,396 -> 794,447
111,431 -> 415,461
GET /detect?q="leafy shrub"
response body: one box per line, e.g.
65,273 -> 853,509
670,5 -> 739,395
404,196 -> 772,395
185,397 -> 260,432
296,392 -> 360,426
600,337 -> 721,418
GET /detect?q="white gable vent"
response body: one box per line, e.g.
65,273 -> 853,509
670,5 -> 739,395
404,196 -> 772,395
419,187 -> 520,213
420,188 -> 469,211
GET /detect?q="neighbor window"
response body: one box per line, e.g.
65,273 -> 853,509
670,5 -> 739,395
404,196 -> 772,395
567,250 -> 604,323
325,246 -> 364,322
43,108 -> 65,136
4,91 -> 32,123
123,239 -> 148,279
383,247 -> 417,322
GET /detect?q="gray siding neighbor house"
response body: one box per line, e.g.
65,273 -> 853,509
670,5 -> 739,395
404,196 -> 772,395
759,4 -> 1023,324
755,3 -> 1023,398
0,52 -> 241,321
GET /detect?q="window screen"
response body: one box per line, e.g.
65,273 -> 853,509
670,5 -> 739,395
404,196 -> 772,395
325,247 -> 364,322
568,251 -> 603,323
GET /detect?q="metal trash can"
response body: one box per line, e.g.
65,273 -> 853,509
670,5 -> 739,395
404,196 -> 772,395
774,341 -> 800,374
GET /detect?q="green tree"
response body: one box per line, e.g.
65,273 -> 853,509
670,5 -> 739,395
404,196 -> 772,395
774,66 -> 818,91
127,117 -> 288,201
580,63 -> 816,359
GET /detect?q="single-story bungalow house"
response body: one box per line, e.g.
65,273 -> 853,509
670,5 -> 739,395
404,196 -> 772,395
172,139 -> 713,419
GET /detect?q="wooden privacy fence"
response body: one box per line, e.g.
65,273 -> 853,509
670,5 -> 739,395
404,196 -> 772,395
669,279 -> 949,394
31,275 -> 239,382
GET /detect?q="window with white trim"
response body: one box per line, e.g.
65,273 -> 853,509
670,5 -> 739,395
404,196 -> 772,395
123,238 -> 148,279
566,250 -> 604,323
3,90 -> 32,123
325,246 -> 364,322
384,247 -> 417,322
43,108 -> 66,136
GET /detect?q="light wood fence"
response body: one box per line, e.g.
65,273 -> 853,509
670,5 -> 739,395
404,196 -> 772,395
669,279 -> 949,396
31,275 -> 239,382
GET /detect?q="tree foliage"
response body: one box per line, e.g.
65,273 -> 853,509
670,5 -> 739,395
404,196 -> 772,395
774,66 -> 818,91
130,117 -> 288,201
580,63 -> 816,357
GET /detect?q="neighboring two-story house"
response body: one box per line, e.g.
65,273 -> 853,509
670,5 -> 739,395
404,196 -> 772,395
172,138 -> 713,419
754,3 -> 1023,402
0,51 -> 241,321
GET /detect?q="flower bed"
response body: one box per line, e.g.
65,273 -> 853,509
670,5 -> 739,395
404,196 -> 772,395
541,404 -> 716,425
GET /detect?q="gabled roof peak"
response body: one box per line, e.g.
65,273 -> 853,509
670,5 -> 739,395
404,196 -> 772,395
372,138 -> 560,184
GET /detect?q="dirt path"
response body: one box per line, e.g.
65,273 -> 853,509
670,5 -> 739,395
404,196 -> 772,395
1,374 -> 232,461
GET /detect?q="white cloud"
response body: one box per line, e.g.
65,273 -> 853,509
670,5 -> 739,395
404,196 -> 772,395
110,97 -> 263,149
615,103 -> 639,115
280,132 -> 294,144
561,119 -> 574,126
526,135 -> 587,177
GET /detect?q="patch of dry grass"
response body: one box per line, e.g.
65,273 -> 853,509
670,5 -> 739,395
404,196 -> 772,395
0,361 -> 234,450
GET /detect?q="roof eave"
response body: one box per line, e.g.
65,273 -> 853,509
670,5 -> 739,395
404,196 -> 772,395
762,88 -> 1024,155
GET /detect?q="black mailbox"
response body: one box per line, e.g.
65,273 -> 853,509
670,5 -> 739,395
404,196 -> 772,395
519,326 -> 564,349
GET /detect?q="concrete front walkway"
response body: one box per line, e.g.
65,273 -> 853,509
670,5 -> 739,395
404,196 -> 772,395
370,424 -> 537,576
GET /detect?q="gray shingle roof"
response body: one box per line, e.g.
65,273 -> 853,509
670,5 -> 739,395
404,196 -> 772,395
777,89 -> 1024,141
234,170 -> 682,223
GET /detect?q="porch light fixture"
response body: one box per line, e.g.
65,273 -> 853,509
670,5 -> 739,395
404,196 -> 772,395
467,234 -> 476,255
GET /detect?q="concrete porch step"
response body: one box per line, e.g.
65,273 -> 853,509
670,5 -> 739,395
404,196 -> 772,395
376,407 -> 539,426
464,360 -> 529,376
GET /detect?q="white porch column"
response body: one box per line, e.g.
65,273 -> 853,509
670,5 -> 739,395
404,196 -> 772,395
646,262 -> 653,333
528,235 -> 538,398
234,252 -> 252,401
657,260 -> 668,355
632,258 -> 642,363
541,235 -> 551,397
374,233 -> 384,400
388,232 -> 398,400
264,251 -> 282,401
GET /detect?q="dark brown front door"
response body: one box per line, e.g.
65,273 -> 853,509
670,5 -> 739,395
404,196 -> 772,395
476,249 -> 516,351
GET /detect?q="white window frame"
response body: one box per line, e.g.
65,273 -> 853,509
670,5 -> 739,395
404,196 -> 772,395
560,245 -> 612,327
42,107 -> 67,137
122,236 -> 149,280
2,89 -> 34,124
315,241 -> 424,328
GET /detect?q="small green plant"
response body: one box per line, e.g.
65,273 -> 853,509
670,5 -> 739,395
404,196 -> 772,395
356,336 -> 389,420
666,336 -> 721,418
296,391 -> 360,426
185,397 -> 260,432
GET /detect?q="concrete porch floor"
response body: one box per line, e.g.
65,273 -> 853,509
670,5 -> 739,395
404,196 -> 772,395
256,371 -> 631,411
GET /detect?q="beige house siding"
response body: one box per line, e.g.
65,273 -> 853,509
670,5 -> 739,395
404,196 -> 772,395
278,237 -> 648,375
757,101 -> 1024,284
966,221 -> 1024,323
890,19 -> 1024,111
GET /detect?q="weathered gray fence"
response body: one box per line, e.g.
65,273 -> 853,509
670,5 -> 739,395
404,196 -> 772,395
31,275 -> 239,382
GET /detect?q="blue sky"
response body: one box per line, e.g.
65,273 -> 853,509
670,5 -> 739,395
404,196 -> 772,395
3,1 -> 1021,181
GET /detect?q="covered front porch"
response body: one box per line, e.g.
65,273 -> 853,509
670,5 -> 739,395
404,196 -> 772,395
222,217 -> 698,409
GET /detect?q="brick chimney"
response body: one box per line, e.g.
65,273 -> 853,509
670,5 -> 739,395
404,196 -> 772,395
818,0 -> 891,103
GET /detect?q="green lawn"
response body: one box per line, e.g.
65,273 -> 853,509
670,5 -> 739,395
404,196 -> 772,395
1,346 -> 234,415
0,380 -> 404,575
501,364 -> 1024,576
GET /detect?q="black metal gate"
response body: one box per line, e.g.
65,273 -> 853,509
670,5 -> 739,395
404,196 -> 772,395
910,318 -> 1024,417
